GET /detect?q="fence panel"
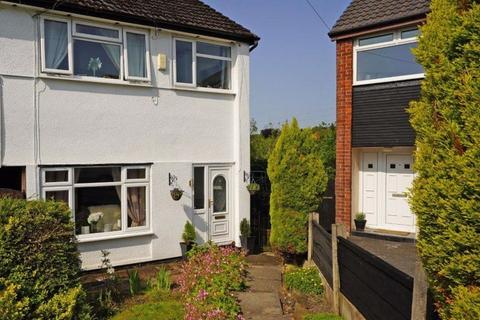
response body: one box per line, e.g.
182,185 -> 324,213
312,222 -> 333,287
338,237 -> 414,320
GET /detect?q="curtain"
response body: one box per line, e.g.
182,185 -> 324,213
126,33 -> 146,78
44,20 -> 68,69
111,168 -> 122,200
101,43 -> 120,73
127,187 -> 146,227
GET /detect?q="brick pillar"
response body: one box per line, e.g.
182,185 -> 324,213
335,40 -> 353,231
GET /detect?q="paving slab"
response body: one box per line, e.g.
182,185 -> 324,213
238,253 -> 286,320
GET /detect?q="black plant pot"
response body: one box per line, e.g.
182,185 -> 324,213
354,219 -> 366,231
247,236 -> 256,254
180,242 -> 194,258
240,235 -> 248,250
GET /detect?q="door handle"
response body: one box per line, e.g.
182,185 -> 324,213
392,193 -> 407,198
208,199 -> 213,209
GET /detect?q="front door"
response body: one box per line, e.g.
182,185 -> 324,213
385,155 -> 414,229
207,167 -> 232,244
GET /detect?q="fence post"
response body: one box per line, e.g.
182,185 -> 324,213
308,212 -> 313,263
411,257 -> 428,320
332,224 -> 340,315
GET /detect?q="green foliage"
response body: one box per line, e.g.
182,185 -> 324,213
408,0 -> 480,318
304,314 -> 343,320
268,118 -> 329,254
246,182 -> 260,193
0,198 -> 90,319
310,122 -> 336,179
354,212 -> 366,221
127,270 -> 141,296
155,267 -> 171,292
240,218 -> 251,237
182,221 -> 196,244
111,300 -> 183,320
284,266 -> 324,296
447,286 -> 480,320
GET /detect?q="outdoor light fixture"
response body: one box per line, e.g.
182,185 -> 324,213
243,171 -> 250,183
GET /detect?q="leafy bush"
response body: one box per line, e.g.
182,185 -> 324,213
408,0 -> 480,317
0,197 -> 91,319
182,221 -> 196,244
178,243 -> 246,319
284,266 -> 323,296
240,218 -> 251,237
268,118 -> 328,254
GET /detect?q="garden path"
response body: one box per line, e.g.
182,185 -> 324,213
237,253 -> 290,320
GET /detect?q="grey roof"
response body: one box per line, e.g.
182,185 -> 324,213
7,0 -> 259,44
329,0 -> 431,38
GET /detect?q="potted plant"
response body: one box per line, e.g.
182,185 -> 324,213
354,212 -> 367,231
180,221 -> 196,258
246,183 -> 260,195
170,188 -> 183,201
239,218 -> 255,254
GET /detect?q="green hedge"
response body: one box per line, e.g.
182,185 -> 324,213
0,198 -> 91,319
268,118 -> 328,254
408,0 -> 480,318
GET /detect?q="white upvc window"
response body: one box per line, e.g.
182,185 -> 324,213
41,165 -> 151,241
40,17 -> 151,83
353,27 -> 424,85
174,38 -> 232,90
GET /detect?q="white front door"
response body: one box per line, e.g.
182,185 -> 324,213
207,166 -> 233,244
385,155 -> 414,229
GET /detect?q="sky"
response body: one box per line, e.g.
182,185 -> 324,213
202,0 -> 351,129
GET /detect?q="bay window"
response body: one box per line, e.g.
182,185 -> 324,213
354,28 -> 424,85
41,166 -> 150,240
175,39 -> 232,90
40,17 -> 150,82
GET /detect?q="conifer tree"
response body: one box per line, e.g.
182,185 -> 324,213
267,118 -> 328,254
409,0 -> 480,317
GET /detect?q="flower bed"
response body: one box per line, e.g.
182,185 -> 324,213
177,243 -> 247,320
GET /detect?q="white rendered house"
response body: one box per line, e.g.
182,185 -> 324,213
0,0 -> 259,269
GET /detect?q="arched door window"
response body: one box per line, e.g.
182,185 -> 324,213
213,175 -> 227,213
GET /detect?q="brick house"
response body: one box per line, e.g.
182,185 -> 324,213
329,0 -> 430,234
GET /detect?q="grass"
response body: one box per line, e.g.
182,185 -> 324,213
304,314 -> 343,320
111,289 -> 183,320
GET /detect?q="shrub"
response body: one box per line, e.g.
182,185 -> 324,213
178,243 -> 246,319
408,0 -> 480,317
182,221 -> 196,244
284,266 -> 323,296
240,218 -> 251,237
0,197 -> 91,319
268,118 -> 328,254
304,314 -> 343,320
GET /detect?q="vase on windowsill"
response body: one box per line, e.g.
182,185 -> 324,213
90,222 -> 98,233
81,226 -> 90,234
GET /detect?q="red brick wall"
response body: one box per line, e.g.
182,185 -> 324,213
335,40 -> 353,231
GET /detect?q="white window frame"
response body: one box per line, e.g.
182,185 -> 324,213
40,16 -> 151,84
173,38 -> 232,90
123,29 -> 151,81
353,27 -> 424,86
73,20 -> 122,43
40,165 -> 152,242
40,16 -> 73,75
42,167 -> 72,186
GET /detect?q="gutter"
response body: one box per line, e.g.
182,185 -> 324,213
249,40 -> 259,52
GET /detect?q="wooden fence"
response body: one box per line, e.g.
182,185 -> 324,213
308,215 -> 439,320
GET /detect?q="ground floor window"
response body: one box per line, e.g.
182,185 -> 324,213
41,165 -> 150,239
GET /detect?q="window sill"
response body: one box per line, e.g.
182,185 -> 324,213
76,230 -> 154,243
353,74 -> 425,86
39,74 -> 153,87
173,85 -> 236,95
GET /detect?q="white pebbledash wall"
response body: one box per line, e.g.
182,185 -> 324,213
0,3 -> 251,269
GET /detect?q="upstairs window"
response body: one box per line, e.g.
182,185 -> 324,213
40,17 -> 150,82
175,39 -> 232,90
354,28 -> 423,85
